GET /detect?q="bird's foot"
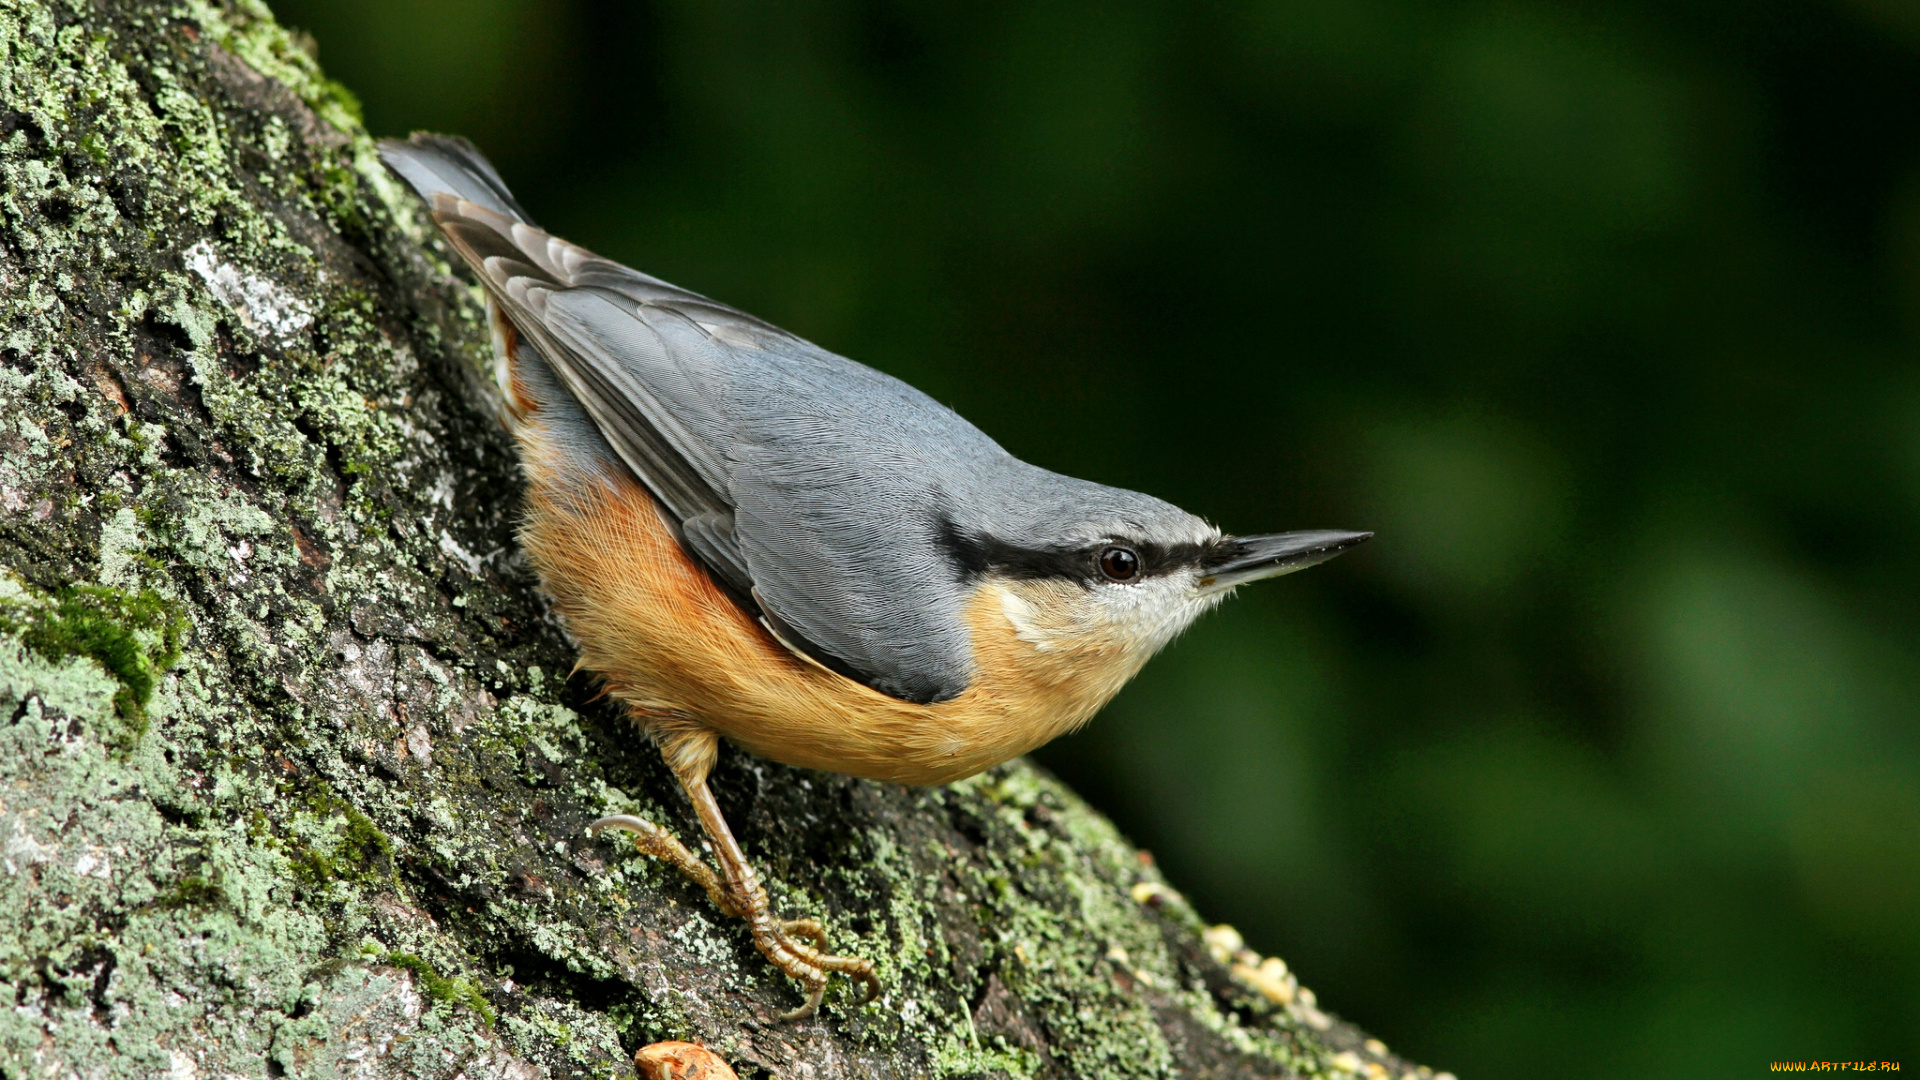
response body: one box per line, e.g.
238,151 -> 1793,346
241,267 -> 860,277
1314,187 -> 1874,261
746,914 -> 881,1022
589,814 -> 880,1020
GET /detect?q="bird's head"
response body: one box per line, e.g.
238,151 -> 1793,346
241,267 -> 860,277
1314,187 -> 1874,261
944,481 -> 1370,686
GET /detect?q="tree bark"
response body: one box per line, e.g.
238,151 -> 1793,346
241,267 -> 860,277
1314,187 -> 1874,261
0,2 -> 1439,1077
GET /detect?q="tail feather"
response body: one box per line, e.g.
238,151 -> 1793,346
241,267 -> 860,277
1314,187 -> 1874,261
378,133 -> 542,422
378,133 -> 533,225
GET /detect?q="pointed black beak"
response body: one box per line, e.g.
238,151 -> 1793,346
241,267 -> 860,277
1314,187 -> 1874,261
1197,530 -> 1372,593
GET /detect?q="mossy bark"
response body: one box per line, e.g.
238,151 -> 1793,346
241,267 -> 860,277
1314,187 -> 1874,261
0,2 -> 1436,1077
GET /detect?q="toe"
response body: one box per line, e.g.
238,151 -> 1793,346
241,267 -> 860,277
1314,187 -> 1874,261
780,918 -> 829,950
776,977 -> 827,1022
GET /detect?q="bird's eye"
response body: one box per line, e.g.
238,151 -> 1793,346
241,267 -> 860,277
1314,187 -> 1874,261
1098,545 -> 1141,582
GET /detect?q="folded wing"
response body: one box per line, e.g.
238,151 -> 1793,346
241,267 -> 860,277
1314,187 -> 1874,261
380,135 -> 986,703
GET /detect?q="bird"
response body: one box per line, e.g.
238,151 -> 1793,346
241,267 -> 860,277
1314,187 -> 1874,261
379,133 -> 1371,1021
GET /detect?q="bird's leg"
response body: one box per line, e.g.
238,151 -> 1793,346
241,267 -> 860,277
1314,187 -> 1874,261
678,766 -> 881,1019
606,725 -> 879,1021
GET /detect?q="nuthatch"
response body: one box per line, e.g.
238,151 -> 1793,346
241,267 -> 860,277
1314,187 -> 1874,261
380,134 -> 1370,1021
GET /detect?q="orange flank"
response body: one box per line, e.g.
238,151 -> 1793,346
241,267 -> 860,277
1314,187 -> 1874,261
516,422 -> 1146,787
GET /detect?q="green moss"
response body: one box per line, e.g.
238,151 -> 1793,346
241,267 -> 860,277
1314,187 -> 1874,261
378,951 -> 497,1027
310,158 -> 368,233
285,846 -> 335,887
339,803 -> 395,863
0,583 -> 184,743
158,872 -> 225,910
282,784 -> 398,889
315,77 -> 365,130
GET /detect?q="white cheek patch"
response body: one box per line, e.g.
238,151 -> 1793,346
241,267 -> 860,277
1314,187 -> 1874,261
993,572 -> 1225,660
1096,572 -> 1222,656
999,586 -> 1056,650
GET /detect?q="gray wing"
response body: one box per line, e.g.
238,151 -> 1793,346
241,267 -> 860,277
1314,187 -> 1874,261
380,135 -> 987,702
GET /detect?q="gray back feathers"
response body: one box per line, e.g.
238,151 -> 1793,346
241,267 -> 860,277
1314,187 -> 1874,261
380,134 -> 1211,704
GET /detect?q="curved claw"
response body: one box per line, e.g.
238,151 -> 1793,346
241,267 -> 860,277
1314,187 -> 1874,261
588,814 -> 736,916
773,961 -> 876,1019
852,965 -> 882,1006
587,814 -> 645,838
777,979 -> 828,1022
816,953 -> 880,1008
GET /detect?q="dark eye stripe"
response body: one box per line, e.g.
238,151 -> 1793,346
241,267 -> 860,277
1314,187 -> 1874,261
939,520 -> 1231,585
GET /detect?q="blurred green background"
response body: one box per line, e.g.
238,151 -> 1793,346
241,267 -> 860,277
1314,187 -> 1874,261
273,0 -> 1920,1073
